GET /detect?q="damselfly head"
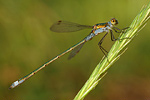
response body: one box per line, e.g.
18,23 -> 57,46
110,18 -> 118,25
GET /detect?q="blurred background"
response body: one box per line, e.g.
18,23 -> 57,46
0,0 -> 150,100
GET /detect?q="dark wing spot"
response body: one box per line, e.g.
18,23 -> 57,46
57,20 -> 62,25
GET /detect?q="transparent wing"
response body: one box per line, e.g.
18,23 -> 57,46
68,42 -> 85,59
50,20 -> 93,33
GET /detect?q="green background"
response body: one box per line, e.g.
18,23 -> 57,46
0,0 -> 150,100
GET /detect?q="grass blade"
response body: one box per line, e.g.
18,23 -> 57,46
74,2 -> 150,100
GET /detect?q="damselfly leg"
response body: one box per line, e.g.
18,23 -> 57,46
98,30 -> 117,57
113,27 -> 129,33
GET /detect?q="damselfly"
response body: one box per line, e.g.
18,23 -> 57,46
9,18 -> 127,89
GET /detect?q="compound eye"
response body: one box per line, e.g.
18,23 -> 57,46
111,19 -> 115,23
111,18 -> 118,25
